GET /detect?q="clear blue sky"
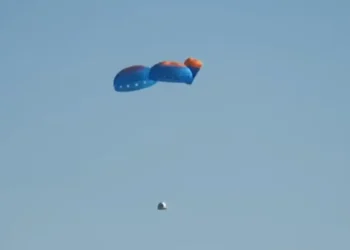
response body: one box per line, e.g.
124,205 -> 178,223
1,0 -> 349,249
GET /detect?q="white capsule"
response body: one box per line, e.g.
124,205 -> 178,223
157,202 -> 167,210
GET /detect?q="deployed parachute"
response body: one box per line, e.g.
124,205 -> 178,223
113,58 -> 202,93
149,61 -> 193,84
113,65 -> 157,92
184,57 -> 203,84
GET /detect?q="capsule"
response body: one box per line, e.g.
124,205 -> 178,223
157,202 -> 167,210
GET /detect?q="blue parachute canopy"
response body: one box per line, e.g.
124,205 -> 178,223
149,61 -> 193,84
113,65 -> 157,92
184,57 -> 203,84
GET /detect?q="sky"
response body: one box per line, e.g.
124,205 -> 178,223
0,0 -> 349,249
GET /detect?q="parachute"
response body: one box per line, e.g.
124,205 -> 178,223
149,61 -> 193,84
184,57 -> 203,84
113,65 -> 156,92
113,58 -> 202,92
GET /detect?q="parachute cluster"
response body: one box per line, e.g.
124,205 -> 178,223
113,57 -> 203,92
